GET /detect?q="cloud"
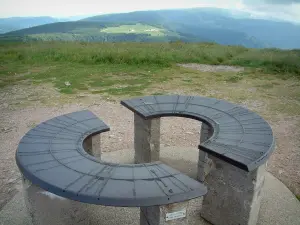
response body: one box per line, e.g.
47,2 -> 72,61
0,0 -> 299,23
244,0 -> 300,4
241,0 -> 300,23
264,0 -> 300,3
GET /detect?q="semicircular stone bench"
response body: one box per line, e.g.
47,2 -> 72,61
16,110 -> 207,225
121,95 -> 275,225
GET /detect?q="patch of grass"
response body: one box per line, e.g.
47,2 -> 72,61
151,92 -> 165,95
256,83 -> 274,89
101,24 -> 166,36
227,48 -> 300,78
59,87 -> 76,94
225,75 -> 243,83
27,121 -> 37,128
182,78 -> 193,83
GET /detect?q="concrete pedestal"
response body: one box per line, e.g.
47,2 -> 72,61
200,155 -> 266,225
197,123 -> 214,182
134,114 -> 197,225
134,113 -> 160,163
22,177 -> 92,225
140,201 -> 190,225
22,133 -> 103,225
83,134 -> 101,159
133,115 -> 266,225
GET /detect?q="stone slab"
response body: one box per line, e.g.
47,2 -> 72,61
121,95 -> 275,171
16,111 -> 206,207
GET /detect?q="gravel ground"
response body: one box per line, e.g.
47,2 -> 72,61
177,64 -> 244,72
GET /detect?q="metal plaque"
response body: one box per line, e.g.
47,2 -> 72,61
165,209 -> 186,221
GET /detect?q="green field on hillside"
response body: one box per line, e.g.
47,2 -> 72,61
101,24 -> 166,36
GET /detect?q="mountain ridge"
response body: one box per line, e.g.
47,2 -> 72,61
1,8 -> 300,49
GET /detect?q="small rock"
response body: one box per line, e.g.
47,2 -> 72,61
64,81 -> 71,86
279,169 -> 284,175
2,127 -> 12,133
109,135 -> 114,138
186,131 -> 193,135
8,178 -> 17,183
3,103 -> 8,108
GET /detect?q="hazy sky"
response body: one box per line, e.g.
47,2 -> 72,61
1,0 -> 300,22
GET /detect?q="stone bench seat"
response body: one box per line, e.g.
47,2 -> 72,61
16,110 -> 207,208
121,95 -> 275,172
121,95 -> 275,225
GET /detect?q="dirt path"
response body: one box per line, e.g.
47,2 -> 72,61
178,63 -> 244,72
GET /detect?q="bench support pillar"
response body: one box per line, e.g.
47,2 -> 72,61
197,123 -> 214,182
22,176 -> 91,225
200,156 -> 266,225
84,134 -> 101,159
134,113 -> 160,163
140,201 -> 190,225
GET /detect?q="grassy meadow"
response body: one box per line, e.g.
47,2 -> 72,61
1,41 -> 300,119
0,41 -> 299,110
1,41 -> 299,95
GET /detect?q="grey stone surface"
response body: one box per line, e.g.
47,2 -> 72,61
201,155 -> 266,225
83,134 -> 101,159
22,176 -> 92,225
16,110 -> 206,207
140,201 -> 190,225
1,147 -> 300,225
134,114 -> 201,225
121,95 -> 275,171
123,95 -> 276,225
134,113 -> 160,163
197,123 -> 214,182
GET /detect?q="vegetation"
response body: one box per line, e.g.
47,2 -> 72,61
0,22 -> 180,43
1,41 -> 299,97
101,24 -> 166,36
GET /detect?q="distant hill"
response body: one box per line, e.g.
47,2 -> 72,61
2,21 -> 188,43
1,8 -> 300,49
0,16 -> 64,34
0,15 -> 93,34
83,8 -> 300,49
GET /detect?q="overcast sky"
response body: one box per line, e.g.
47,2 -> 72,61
1,0 -> 300,23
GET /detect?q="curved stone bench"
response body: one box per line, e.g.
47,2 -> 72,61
16,110 -> 207,225
121,95 -> 275,225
